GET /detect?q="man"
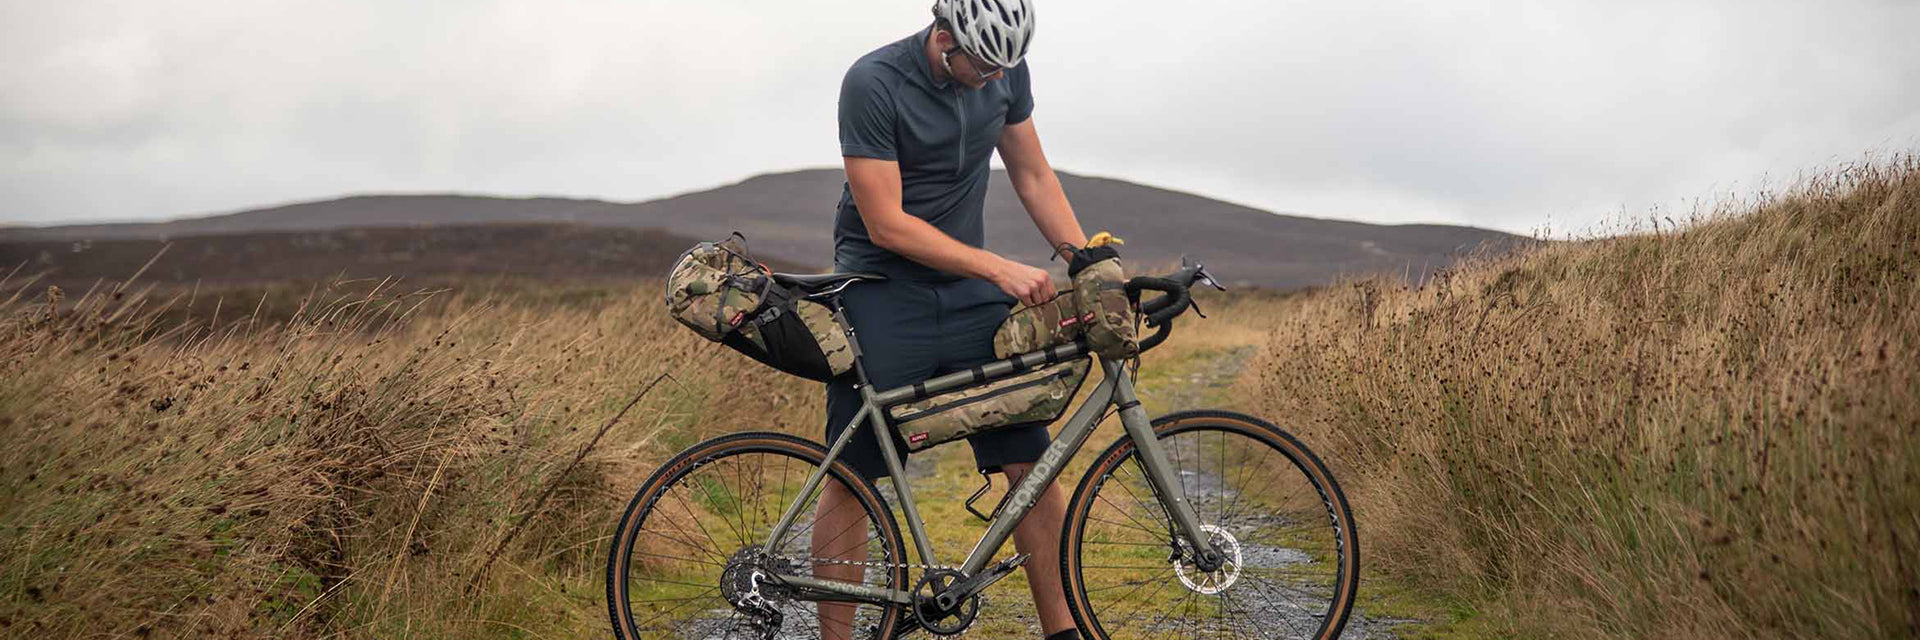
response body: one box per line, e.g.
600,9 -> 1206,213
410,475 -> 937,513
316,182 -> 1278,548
812,1 -> 1087,640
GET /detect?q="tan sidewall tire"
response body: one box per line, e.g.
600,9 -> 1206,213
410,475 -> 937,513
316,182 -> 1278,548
1059,410 -> 1360,640
605,431 -> 906,640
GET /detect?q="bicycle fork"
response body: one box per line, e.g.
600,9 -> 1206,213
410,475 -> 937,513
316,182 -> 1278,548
1109,368 -> 1229,573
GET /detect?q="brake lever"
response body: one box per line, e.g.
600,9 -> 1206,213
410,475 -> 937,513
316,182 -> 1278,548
1195,267 -> 1227,292
1189,297 -> 1207,319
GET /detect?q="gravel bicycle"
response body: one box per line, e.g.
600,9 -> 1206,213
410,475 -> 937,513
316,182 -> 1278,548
607,258 -> 1360,640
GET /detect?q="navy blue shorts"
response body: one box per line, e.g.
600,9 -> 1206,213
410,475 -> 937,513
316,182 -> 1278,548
824,277 -> 1055,480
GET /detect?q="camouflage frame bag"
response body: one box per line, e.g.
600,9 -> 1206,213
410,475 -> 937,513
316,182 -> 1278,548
887,359 -> 1092,452
665,235 -> 854,382
1069,246 -> 1137,359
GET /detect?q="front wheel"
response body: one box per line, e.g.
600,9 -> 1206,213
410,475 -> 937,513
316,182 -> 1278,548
1061,410 -> 1360,640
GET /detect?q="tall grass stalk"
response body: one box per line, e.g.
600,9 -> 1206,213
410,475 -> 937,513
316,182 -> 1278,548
0,277 -> 822,638
1239,155 -> 1920,638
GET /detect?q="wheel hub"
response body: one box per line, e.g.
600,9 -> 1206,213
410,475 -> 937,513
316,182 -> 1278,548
1172,525 -> 1244,595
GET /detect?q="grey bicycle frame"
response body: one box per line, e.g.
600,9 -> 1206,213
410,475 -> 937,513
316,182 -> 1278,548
761,306 -> 1218,606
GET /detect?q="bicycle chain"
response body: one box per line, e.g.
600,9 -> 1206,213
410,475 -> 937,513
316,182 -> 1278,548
770,555 -> 990,638
776,555 -> 960,572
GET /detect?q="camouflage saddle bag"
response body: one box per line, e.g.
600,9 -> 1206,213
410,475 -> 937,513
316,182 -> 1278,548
887,359 -> 1092,452
665,234 -> 854,382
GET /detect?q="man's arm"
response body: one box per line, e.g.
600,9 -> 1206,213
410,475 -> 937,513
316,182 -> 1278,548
996,118 -> 1088,259
844,156 -> 1057,306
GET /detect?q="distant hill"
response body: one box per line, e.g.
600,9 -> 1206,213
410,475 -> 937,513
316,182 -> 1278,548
2,169 -> 1528,289
0,224 -> 803,290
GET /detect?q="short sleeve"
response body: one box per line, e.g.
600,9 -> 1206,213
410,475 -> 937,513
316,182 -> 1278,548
838,64 -> 898,160
1006,62 -> 1034,125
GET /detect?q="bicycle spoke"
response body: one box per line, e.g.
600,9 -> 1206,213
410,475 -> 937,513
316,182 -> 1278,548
1067,419 -> 1356,640
612,440 -> 904,640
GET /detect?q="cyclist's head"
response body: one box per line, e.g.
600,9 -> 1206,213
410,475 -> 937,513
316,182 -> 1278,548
931,0 -> 1035,72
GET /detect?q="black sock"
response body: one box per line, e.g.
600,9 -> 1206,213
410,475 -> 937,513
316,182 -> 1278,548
1044,630 -> 1081,640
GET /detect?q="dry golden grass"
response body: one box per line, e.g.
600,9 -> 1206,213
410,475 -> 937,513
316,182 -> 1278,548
5,154 -> 1911,639
1237,155 -> 1920,639
0,277 -> 823,638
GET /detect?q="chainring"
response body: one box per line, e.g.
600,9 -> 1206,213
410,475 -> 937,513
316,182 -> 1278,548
910,569 -> 980,636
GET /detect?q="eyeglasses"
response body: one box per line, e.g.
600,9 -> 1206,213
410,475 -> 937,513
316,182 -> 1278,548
941,47 -> 1002,83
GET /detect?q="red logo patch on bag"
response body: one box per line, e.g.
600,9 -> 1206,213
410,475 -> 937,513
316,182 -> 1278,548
908,432 -> 928,445
729,310 -> 747,327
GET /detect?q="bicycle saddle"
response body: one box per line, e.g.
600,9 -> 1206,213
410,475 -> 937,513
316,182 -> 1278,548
770,271 -> 888,294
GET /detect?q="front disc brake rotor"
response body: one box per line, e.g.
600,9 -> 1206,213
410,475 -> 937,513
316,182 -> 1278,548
1173,524 -> 1244,595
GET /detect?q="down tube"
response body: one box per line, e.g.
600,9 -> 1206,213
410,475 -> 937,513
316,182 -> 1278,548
958,359 -> 1121,575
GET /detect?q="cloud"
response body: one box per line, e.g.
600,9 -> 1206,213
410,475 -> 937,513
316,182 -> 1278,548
3,0 -> 1917,234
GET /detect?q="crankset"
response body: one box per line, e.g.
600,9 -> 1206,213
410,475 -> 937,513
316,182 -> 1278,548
910,569 -> 978,636
905,553 -> 1030,636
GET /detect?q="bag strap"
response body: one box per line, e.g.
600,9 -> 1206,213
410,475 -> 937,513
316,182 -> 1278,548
705,232 -> 775,335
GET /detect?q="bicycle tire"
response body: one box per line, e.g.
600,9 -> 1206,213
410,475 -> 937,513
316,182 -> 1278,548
1060,409 -> 1360,640
606,431 -> 908,640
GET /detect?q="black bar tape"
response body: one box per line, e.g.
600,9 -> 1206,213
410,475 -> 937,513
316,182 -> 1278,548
913,382 -> 927,399
971,367 -> 987,384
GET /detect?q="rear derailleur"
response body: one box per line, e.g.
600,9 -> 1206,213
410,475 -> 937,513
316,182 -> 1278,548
721,547 -> 802,639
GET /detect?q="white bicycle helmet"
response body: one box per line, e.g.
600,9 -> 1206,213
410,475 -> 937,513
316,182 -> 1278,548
933,0 -> 1036,70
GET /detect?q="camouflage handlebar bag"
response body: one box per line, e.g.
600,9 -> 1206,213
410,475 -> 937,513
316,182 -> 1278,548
1068,245 -> 1137,359
887,359 -> 1092,452
991,292 -> 1089,359
666,234 -> 854,382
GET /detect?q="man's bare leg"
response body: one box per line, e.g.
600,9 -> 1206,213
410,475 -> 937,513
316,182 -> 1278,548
1000,462 -> 1077,636
814,479 -> 868,640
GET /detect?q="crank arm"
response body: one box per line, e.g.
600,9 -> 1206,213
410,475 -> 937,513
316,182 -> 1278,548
935,553 -> 1028,610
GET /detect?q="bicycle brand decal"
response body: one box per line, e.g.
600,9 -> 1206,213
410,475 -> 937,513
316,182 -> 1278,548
1010,438 -> 1070,510
1056,311 -> 1095,330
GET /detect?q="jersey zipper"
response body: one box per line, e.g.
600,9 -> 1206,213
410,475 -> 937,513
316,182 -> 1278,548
953,87 -> 966,177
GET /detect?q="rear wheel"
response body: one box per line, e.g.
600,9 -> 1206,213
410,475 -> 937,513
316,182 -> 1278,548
607,432 -> 907,640
1061,410 -> 1359,640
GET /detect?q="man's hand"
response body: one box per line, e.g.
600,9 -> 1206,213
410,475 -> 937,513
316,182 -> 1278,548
990,258 -> 1057,307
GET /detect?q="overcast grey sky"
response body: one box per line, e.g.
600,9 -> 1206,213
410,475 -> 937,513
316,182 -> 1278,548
4,0 -> 1917,234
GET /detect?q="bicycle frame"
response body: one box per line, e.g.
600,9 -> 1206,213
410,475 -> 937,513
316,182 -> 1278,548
760,306 -> 1219,606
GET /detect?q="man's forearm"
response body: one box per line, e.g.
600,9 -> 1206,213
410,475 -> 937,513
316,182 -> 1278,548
1008,167 -> 1087,256
869,211 -> 1004,280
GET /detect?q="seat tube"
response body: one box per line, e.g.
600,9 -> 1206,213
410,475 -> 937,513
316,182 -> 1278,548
1112,370 -> 1220,558
864,384 -> 941,569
